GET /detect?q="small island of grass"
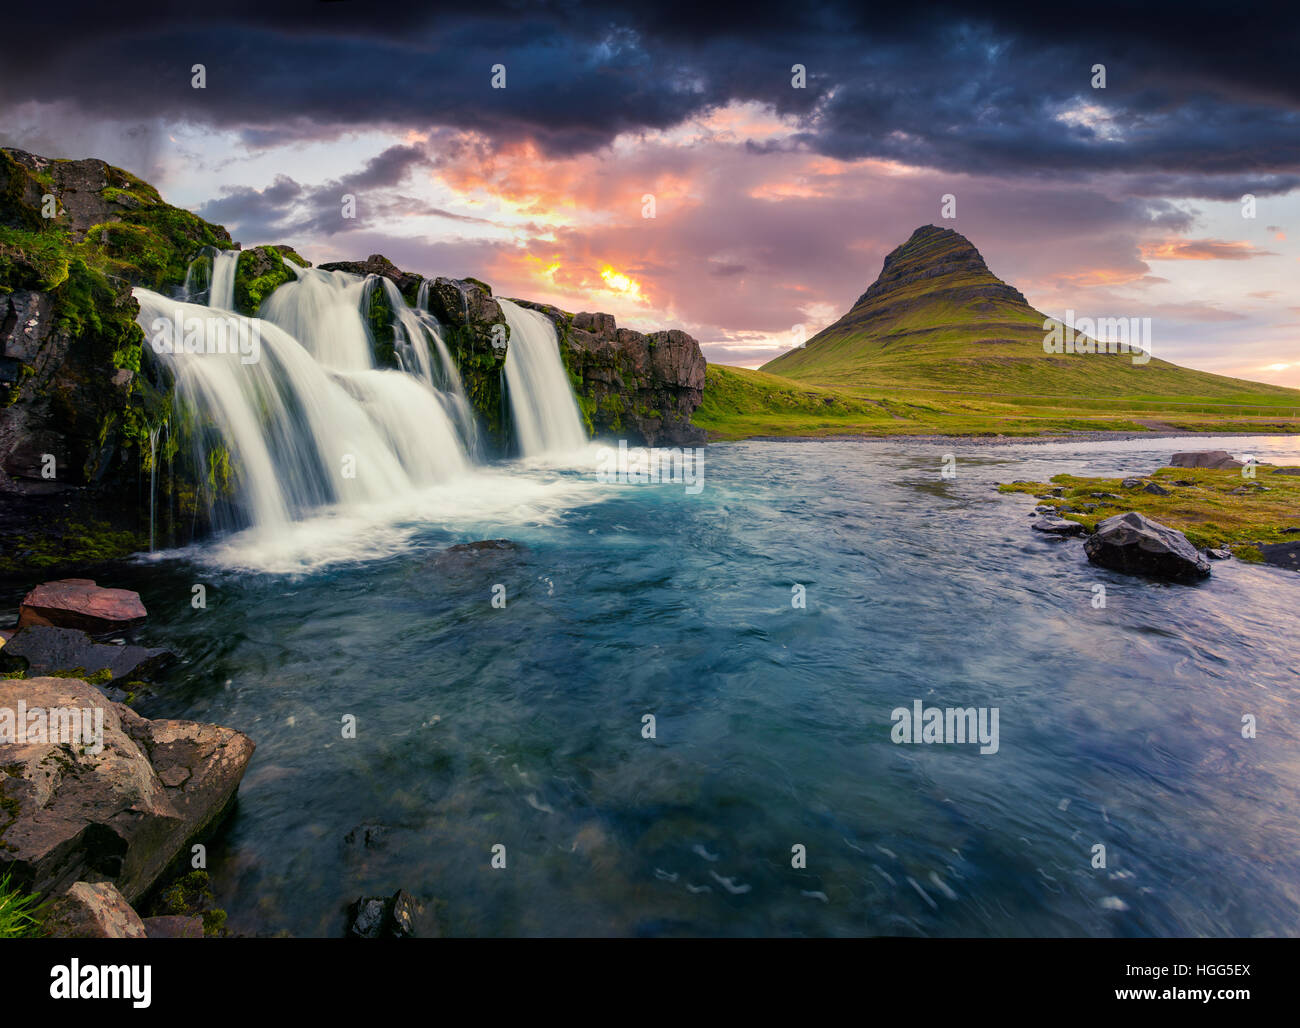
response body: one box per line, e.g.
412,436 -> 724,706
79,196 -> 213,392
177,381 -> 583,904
998,465 -> 1300,561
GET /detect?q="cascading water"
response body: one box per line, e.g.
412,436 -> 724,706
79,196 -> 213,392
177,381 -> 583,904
405,282 -> 482,457
498,298 -> 587,457
136,264 -> 475,537
208,250 -> 239,311
136,257 -> 596,564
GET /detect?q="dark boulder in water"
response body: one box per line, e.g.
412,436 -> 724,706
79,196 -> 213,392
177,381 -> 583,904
1,624 -> 172,682
346,889 -> 439,938
1084,511 -> 1211,582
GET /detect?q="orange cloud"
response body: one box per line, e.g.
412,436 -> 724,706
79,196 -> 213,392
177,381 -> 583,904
1140,238 -> 1277,260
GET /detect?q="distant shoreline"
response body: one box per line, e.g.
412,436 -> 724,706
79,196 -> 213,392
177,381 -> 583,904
723,430 -> 1300,446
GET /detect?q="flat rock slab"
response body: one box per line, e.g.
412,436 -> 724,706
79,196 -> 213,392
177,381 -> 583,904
0,676 -> 254,905
43,881 -> 146,939
3,625 -> 172,681
1259,541 -> 1300,571
1084,511 -> 1211,582
18,579 -> 147,634
1169,450 -> 1243,470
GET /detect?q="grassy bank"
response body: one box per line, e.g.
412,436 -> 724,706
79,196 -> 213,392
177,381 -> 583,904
695,365 -> 1300,441
997,466 -> 1300,557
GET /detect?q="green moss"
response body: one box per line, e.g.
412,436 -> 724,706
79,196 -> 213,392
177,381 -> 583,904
206,444 -> 234,497
149,869 -> 227,937
365,280 -> 398,367
0,518 -> 145,573
201,908 -> 227,937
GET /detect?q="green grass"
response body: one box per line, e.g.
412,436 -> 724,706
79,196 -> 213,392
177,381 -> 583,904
0,874 -> 44,939
997,466 -> 1300,552
695,364 -> 1299,440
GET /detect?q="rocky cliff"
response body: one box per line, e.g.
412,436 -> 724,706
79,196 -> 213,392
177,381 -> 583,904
515,302 -> 706,447
0,149 -> 234,569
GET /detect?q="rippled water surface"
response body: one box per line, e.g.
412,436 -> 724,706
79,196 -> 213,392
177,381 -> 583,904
19,435 -> 1300,937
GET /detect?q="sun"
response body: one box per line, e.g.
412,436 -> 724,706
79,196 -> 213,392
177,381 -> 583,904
599,266 -> 645,302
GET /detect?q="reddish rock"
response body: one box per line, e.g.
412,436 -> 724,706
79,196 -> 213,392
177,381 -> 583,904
0,676 -> 255,904
17,579 -> 147,634
43,882 -> 147,939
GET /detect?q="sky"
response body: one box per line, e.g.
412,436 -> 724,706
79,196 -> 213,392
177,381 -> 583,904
2,0 -> 1298,384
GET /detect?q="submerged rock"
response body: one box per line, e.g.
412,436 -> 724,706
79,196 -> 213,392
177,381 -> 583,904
1084,512 -> 1211,582
42,881 -> 146,939
17,579 -> 147,634
346,889 -> 439,939
0,676 -> 255,904
1032,516 -> 1085,537
1258,541 -> 1300,571
2,624 -> 172,681
1169,450 -> 1243,470
431,539 -> 524,573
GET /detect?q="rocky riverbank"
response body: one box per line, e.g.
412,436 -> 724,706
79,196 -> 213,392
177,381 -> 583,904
0,578 -> 254,937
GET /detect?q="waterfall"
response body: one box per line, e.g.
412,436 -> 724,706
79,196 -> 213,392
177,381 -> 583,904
498,298 -> 587,457
141,260 -> 595,556
135,273 -> 472,536
208,250 -> 239,311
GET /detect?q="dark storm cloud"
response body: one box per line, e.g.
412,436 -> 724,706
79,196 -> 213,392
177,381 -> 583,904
1,1 -> 1297,187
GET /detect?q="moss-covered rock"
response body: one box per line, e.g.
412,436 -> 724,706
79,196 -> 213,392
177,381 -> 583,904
231,244 -> 308,317
0,148 -> 236,569
421,276 -> 511,449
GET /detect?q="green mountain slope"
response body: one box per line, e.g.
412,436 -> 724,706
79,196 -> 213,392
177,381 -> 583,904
761,225 -> 1300,404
